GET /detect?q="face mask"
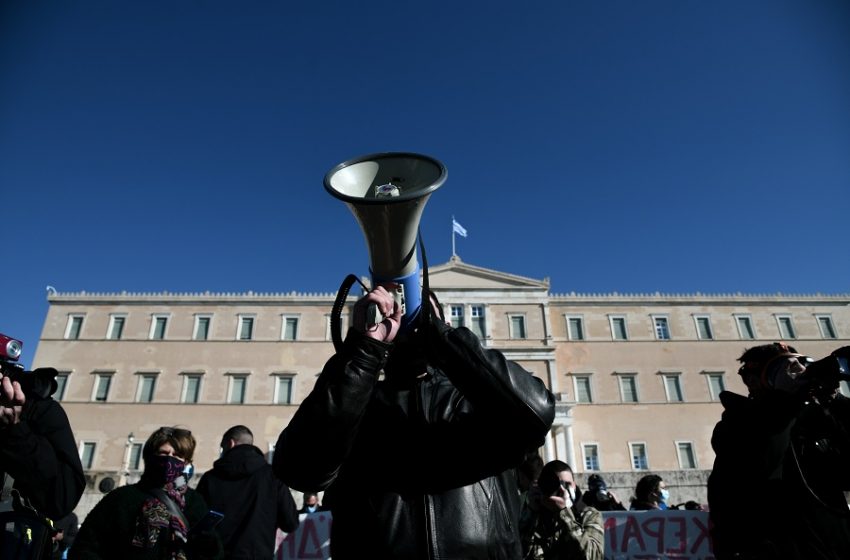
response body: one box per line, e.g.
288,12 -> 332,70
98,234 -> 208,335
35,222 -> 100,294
306,505 -> 317,513
145,455 -> 186,486
183,463 -> 194,482
659,489 -> 670,503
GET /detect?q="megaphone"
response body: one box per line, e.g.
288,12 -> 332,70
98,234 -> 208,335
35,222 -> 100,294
325,152 -> 447,329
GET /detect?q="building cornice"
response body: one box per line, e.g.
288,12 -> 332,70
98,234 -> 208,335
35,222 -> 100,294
549,292 -> 850,304
48,290 -> 341,304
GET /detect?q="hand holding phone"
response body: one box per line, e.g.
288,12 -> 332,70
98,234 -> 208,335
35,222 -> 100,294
190,510 -> 224,535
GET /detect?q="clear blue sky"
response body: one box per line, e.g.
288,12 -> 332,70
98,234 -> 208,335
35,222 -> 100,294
2,1 -> 849,368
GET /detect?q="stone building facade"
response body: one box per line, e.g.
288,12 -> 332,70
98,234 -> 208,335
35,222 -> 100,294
32,257 -> 850,519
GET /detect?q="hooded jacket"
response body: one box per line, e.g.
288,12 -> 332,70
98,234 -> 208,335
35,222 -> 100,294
197,444 -> 298,559
274,316 -> 556,559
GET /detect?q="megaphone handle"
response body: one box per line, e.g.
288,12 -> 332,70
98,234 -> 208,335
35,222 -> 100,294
366,302 -> 384,328
365,285 -> 406,329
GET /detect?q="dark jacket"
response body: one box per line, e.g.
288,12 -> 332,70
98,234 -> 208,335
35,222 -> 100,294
197,444 -> 299,559
708,390 -> 850,560
69,484 -> 214,560
274,318 -> 556,559
0,396 -> 85,520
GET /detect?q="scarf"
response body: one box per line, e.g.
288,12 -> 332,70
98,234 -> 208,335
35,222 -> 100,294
132,456 -> 190,559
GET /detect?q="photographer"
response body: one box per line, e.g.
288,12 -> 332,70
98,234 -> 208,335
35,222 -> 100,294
708,343 -> 850,560
274,285 -> 556,558
520,460 -> 604,560
0,336 -> 85,523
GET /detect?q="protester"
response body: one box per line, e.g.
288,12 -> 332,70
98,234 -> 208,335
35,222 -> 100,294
709,343 -> 850,560
520,460 -> 604,560
274,285 -> 556,558
629,474 -> 668,511
581,474 -> 625,512
298,492 -> 324,514
70,426 -> 221,559
197,425 -> 298,559
0,366 -> 85,521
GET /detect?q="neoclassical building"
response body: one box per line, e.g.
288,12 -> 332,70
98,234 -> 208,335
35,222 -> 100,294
32,257 -> 850,518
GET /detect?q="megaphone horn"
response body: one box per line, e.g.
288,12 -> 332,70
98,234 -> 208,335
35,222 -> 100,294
325,152 -> 447,328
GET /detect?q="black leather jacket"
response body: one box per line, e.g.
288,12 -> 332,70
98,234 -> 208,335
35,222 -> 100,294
274,317 -> 556,559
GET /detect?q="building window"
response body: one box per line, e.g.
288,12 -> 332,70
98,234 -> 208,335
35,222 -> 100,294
509,315 -> 527,339
450,306 -> 464,329
281,316 -> 299,341
136,374 -> 157,403
237,316 -> 255,341
609,316 -> 628,341
776,315 -> 797,339
817,315 -> 837,339
573,375 -> 593,403
735,315 -> 756,340
630,442 -> 648,470
54,372 -> 70,401
566,316 -> 585,341
619,375 -> 639,403
274,375 -> 294,405
653,316 -> 670,340
65,315 -> 85,340
583,444 -> 600,471
707,373 -> 726,401
470,306 -> 486,339
325,313 -> 348,341
93,373 -> 113,402
182,374 -> 202,404
695,316 -> 713,340
149,315 -> 169,340
80,442 -> 97,469
228,375 -> 248,404
129,443 -> 144,470
107,315 -> 126,340
194,315 -> 212,341
664,374 -> 684,402
677,442 -> 698,469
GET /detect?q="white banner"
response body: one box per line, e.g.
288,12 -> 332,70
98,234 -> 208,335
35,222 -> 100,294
601,510 -> 714,560
275,512 -> 332,560
273,509 -> 714,560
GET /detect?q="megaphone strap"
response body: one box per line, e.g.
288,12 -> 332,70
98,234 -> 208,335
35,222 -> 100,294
330,274 -> 369,353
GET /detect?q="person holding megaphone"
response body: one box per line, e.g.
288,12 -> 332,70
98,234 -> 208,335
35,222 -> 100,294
273,281 -> 556,558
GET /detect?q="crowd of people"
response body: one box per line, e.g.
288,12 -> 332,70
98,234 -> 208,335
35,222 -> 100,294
3,282 -> 850,559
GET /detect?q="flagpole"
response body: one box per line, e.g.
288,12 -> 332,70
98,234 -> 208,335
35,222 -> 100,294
451,215 -> 456,257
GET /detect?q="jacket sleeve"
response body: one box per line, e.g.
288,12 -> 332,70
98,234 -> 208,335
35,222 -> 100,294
273,329 -> 389,491
0,398 -> 85,519
557,507 -> 605,560
425,317 -> 556,448
276,481 -> 300,533
67,490 -> 125,560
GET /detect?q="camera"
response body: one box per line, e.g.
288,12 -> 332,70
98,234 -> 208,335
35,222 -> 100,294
0,333 -> 23,363
0,332 -> 57,399
801,347 -> 850,392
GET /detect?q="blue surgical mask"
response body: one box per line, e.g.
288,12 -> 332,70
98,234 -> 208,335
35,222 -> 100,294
659,489 -> 670,503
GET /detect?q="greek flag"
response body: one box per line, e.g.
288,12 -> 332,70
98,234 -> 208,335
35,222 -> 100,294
452,219 -> 467,238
